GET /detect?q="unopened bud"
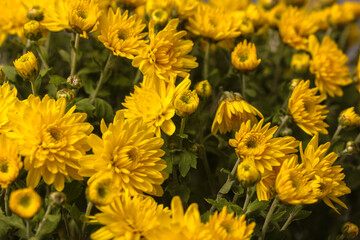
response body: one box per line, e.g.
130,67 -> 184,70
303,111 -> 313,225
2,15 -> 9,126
151,9 -> 169,26
346,141 -> 356,154
290,79 -> 301,91
342,222 -> 359,239
338,107 -> 360,128
28,6 -> 44,21
195,80 -> 212,98
237,157 -> 261,187
13,52 -> 38,81
56,88 -> 75,102
24,20 -> 43,41
66,75 -> 82,89
174,90 -> 199,117
49,192 -> 66,205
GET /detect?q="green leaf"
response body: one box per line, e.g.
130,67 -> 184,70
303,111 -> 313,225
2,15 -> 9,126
177,133 -> 188,139
245,89 -> 257,97
58,49 -> 70,63
94,98 -> 114,122
205,197 -> 244,215
39,67 -> 52,78
292,210 -> 312,221
75,98 -> 95,116
219,180 -> 235,195
178,150 -> 197,177
36,214 -> 61,238
246,200 -> 269,215
166,184 -> 190,202
38,45 -> 49,63
49,75 -> 67,85
2,65 -> 18,82
271,210 -> 287,221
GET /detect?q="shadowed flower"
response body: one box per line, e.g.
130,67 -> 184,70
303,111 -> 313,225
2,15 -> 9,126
9,188 -> 42,219
338,107 -> 360,128
195,80 -> 212,98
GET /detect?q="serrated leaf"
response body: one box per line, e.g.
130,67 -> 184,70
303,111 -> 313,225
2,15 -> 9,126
246,200 -> 269,214
38,45 -> 48,63
49,75 -> 67,85
94,98 -> 114,123
58,49 -> 70,63
2,65 -> 17,82
178,150 -> 197,177
271,210 -> 287,221
36,214 -> 61,238
75,98 -> 95,116
219,180 -> 234,194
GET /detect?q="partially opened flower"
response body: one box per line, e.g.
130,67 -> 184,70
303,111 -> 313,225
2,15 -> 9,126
13,52 -> 38,80
237,156 -> 261,187
0,135 -> 22,189
9,188 -> 42,219
291,52 -> 310,73
195,80 -> 212,98
87,175 -> 118,206
338,107 -> 360,128
231,39 -> 261,72
174,90 -> 199,117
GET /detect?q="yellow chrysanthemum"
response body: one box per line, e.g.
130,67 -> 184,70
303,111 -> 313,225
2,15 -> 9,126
210,0 -> 249,11
206,207 -> 256,240
311,8 -> 331,31
338,107 -> 360,128
23,20 -> 45,41
8,95 -> 93,191
300,134 -> 351,214
9,188 -> 42,219
174,0 -> 200,19
90,191 -> 171,240
278,7 -> 318,50
79,111 -> 167,196
229,119 -> 299,174
288,80 -> 329,135
122,83 -> 176,137
256,167 -> 279,201
237,156 -> 261,187
174,90 -> 199,117
231,39 -> 261,72
132,19 -> 198,81
275,156 -> 318,205
0,135 -> 22,189
265,2 -> 286,27
42,0 -> 71,32
98,8 -> 147,59
211,91 -> 263,135
13,52 -> 38,80
195,80 -> 212,98
0,83 -> 18,134
329,3 -> 355,26
87,175 -> 118,206
186,4 -> 241,41
68,0 -> 100,38
308,35 -> 352,97
291,52 -> 310,73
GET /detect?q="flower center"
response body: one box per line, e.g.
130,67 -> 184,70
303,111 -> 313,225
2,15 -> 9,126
238,51 -> 249,62
77,9 -> 88,19
246,139 -> 257,148
19,195 -> 31,208
117,28 -> 132,40
49,127 -> 62,142
97,184 -> 108,198
127,147 -> 140,162
0,162 -> 8,173
220,220 -> 235,234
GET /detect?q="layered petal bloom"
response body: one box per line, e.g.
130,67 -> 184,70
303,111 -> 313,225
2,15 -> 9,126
79,111 -> 168,196
0,82 -> 19,133
42,0 -> 72,32
231,39 -> 261,72
288,80 -> 329,135
0,135 -> 22,189
308,35 -> 352,97
8,95 -> 93,191
98,8 -> 147,59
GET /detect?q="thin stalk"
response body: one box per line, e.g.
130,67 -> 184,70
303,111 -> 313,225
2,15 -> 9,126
204,40 -> 211,80
35,203 -> 53,237
70,33 -> 80,76
280,208 -> 296,231
4,188 -> 10,216
81,201 -> 93,240
133,69 -> 141,85
210,157 -> 241,212
30,80 -> 37,96
36,43 -> 49,69
260,197 -> 279,240
243,188 -> 251,212
274,115 -> 289,137
331,125 -> 343,144
62,208 -> 70,238
26,219 -> 30,239
355,132 -> 360,143
232,193 -> 239,204
242,73 -> 247,100
90,53 -> 113,104
179,117 -> 187,149
201,147 -> 216,196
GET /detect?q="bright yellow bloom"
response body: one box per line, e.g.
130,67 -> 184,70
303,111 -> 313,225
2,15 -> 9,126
237,156 -> 261,187
330,3 -> 355,26
133,19 -> 198,81
311,8 -> 331,31
206,206 -> 256,240
308,35 -> 352,97
245,4 -> 267,28
186,4 -> 241,41
23,20 -> 44,41
0,135 -> 22,189
275,156 -> 318,205
90,191 -> 171,240
117,0 -> 147,8
0,82 -> 19,134
278,7 -> 318,50
98,8 -> 147,59
13,52 -> 38,80
79,111 -> 167,196
195,80 -> 212,98
338,107 -> 360,128
288,80 -> 329,135
174,0 -> 200,19
174,90 -> 199,117
265,2 -> 286,27
87,175 -> 118,206
231,39 -> 261,71
229,119 -> 299,174
291,53 -> 310,73
9,188 -> 42,219
122,80 -> 178,136
210,0 -> 249,11
151,9 -> 169,26
42,0 -> 72,32
256,167 -> 279,201
211,91 -> 263,134
300,134 -> 351,213
8,95 -> 93,191
145,0 -> 174,16
68,0 -> 100,38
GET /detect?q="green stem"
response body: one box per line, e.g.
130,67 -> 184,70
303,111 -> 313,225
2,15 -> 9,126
260,197 -> 279,240
280,207 -> 296,231
30,80 -> 37,96
274,115 -> 289,137
70,33 -> 80,76
201,146 -> 216,196
36,43 -> 49,69
210,157 -> 241,212
61,208 -> 70,238
35,203 -> 53,237
204,40 -> 210,80
133,69 -> 142,85
26,219 -> 30,239
232,193 -> 239,204
355,132 -> 360,143
90,53 -> 113,104
179,117 -> 187,149
243,188 -> 251,212
331,125 -> 343,144
242,73 -> 247,100
81,201 -> 93,240
4,188 -> 10,216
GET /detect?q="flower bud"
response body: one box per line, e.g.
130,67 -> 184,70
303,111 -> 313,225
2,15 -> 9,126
174,90 -> 199,117
195,80 -> 212,98
49,192 -> 66,205
9,188 -> 42,219
24,20 -> 43,41
237,157 -> 261,187
151,9 -> 169,26
338,107 -> 360,128
289,79 -> 301,90
342,222 -> 359,239
13,52 -> 38,81
66,75 -> 82,89
28,6 -> 44,21
291,53 -> 310,73
87,176 -> 117,206
56,88 -> 75,102
345,141 -> 356,154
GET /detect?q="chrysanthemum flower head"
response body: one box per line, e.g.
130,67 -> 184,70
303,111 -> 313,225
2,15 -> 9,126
329,3 -> 355,26
132,18 -> 198,81
79,111 -> 168,196
42,0 -> 72,32
256,166 -> 280,201
291,52 -> 310,73
338,107 -> 360,128
87,175 -> 118,206
308,35 -> 352,97
0,82 -> 19,134
211,91 -> 263,135
174,0 -> 200,19
206,206 -> 256,240
231,39 -> 261,72
8,95 -> 93,191
13,52 -> 38,80
9,188 -> 42,219
210,0 -> 249,11
91,191 -> 171,240
300,134 -> 351,214
0,135 -> 22,189
278,7 -> 318,50
288,80 -> 329,135
174,90 -> 199,117
68,0 -> 100,38
98,8 -> 148,59
237,156 -> 261,187
195,80 -> 212,98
